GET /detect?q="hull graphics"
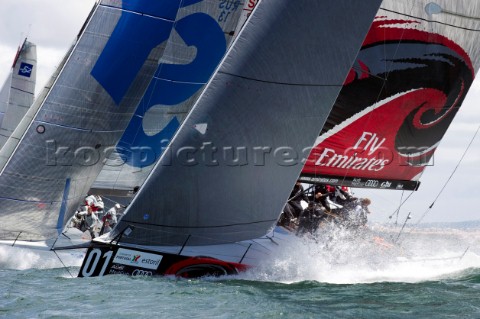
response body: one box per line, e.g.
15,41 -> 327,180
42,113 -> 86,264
78,243 -> 249,278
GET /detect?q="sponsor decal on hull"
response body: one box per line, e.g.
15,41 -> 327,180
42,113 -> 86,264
79,244 -> 249,278
113,248 -> 163,270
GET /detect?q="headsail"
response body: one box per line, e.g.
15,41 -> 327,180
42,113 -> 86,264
0,1 -> 191,243
300,0 -> 480,191
112,0 -> 382,247
90,0 -> 254,198
0,39 -> 36,149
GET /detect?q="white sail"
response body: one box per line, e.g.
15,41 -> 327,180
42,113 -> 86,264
0,39 -> 37,148
91,0 -> 248,197
0,1 -> 191,244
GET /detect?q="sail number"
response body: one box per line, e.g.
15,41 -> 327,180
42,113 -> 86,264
81,248 -> 113,277
218,0 -> 241,22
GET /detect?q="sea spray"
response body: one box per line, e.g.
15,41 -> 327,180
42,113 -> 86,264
0,245 -> 84,270
241,224 -> 480,284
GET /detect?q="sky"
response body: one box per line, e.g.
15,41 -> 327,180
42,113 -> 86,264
0,0 -> 479,224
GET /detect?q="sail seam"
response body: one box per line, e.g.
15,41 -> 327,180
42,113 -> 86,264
35,120 -> 125,133
151,76 -> 206,86
0,196 -> 63,204
10,87 -> 34,95
380,8 -> 480,32
218,71 -> 345,87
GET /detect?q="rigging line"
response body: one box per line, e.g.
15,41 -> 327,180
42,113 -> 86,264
98,3 -> 177,22
287,184 -> 315,202
306,25 -> 397,188
414,123 -> 480,226
100,196 -> 121,207
460,246 -> 470,261
394,212 -> 412,243
12,232 -> 22,246
139,0 -> 222,110
395,190 -> 404,226
385,190 -> 415,225
341,7 -> 418,197
52,249 -> 74,278
128,0 -> 187,132
334,13 -> 411,184
360,6 -> 411,128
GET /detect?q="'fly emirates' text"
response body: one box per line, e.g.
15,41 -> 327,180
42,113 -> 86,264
315,132 -> 390,171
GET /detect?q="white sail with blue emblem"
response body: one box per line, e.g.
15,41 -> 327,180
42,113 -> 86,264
0,1 -> 210,246
90,0 -> 249,197
0,38 -> 36,149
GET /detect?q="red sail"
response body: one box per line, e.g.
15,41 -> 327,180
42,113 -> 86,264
301,13 -> 478,191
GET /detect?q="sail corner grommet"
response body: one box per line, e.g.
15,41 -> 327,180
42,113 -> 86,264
36,125 -> 45,134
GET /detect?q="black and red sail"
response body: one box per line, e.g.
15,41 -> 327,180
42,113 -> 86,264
301,8 -> 479,191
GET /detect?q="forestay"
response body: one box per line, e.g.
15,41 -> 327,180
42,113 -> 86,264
300,0 -> 480,191
113,0 -> 382,247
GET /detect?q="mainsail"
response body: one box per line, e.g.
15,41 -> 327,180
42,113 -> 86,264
300,0 -> 480,191
0,39 -> 36,149
110,0 -> 382,248
90,0 -> 254,197
0,1 -> 192,244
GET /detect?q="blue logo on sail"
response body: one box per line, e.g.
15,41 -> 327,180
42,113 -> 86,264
18,62 -> 33,77
91,0 -> 227,168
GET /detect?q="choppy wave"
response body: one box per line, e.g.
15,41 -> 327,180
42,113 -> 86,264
1,225 -> 479,286
241,224 -> 480,284
0,228 -> 479,319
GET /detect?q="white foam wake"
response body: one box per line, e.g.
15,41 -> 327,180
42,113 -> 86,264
244,224 -> 480,284
0,245 -> 85,270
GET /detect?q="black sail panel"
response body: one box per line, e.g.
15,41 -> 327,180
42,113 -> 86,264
114,0 -> 382,246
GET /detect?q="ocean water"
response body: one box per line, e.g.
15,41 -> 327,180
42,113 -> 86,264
1,226 -> 480,319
